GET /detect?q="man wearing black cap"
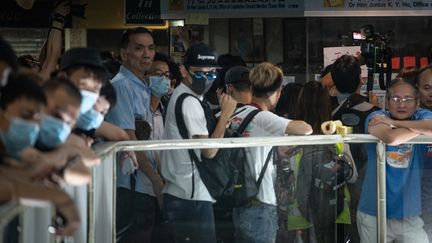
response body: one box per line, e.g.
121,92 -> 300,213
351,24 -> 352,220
161,43 -> 237,243
59,47 -> 107,115
224,65 -> 252,105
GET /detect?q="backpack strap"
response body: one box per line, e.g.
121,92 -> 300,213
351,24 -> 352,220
332,93 -> 367,120
256,147 -> 275,189
236,109 -> 260,135
175,93 -> 202,198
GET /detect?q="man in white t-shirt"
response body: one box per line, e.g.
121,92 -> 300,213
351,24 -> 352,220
229,62 -> 313,243
161,43 -> 237,243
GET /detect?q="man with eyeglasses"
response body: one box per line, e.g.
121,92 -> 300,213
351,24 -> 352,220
144,53 -> 171,141
161,43 -> 237,243
357,78 -> 432,242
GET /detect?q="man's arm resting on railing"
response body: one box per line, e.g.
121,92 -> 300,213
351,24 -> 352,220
0,166 -> 80,236
369,123 -> 419,146
369,115 -> 432,135
285,120 -> 313,135
95,121 -> 130,141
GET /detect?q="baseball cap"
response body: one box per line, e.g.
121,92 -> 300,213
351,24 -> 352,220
225,66 -> 250,84
60,48 -> 104,70
183,43 -> 219,68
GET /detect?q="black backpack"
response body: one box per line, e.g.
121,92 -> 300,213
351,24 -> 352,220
332,93 -> 381,133
175,93 -> 273,207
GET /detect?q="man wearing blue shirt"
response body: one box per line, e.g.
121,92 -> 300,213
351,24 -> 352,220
358,78 -> 432,242
105,27 -> 163,243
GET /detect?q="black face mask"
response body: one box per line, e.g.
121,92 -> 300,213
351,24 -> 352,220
190,75 -> 214,95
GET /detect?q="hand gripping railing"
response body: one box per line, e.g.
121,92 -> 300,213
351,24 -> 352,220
4,134 -> 432,243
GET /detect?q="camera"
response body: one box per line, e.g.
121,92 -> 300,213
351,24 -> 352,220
354,25 -> 393,91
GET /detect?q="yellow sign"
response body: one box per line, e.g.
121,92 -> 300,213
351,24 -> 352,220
81,0 -> 168,29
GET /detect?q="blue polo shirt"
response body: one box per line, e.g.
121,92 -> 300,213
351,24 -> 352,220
359,109 -> 432,219
105,66 -> 156,194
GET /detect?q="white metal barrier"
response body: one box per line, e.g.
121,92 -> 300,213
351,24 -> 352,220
3,134 -> 432,243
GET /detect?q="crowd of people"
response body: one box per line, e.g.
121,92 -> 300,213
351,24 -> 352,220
1,17 -> 432,243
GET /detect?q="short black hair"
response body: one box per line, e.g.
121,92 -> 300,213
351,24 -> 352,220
154,52 -> 171,64
0,73 -> 47,109
229,81 -> 251,93
100,81 -> 117,110
43,76 -> 82,106
331,55 -> 361,94
321,64 -> 333,77
63,64 -> 108,85
216,54 -> 246,89
102,59 -> 121,79
168,61 -> 182,87
0,35 -> 18,71
120,27 -> 153,49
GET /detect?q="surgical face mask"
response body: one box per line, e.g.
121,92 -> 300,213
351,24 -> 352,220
188,70 -> 216,95
1,67 -> 11,87
75,109 -> 104,131
149,75 -> 170,97
0,117 -> 39,158
80,90 -> 99,114
37,115 -> 71,149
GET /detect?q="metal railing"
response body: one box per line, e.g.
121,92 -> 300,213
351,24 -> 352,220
2,134 -> 432,243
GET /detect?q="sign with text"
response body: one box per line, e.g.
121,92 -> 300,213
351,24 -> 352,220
323,46 -> 361,67
323,46 -> 368,78
124,0 -> 164,25
162,0 -> 303,17
306,0 -> 432,11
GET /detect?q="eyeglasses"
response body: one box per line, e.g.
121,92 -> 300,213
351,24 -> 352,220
388,96 -> 416,104
189,70 -> 217,81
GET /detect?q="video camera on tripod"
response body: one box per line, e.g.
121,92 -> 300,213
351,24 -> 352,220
353,25 -> 393,91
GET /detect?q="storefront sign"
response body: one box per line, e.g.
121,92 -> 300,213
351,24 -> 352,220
124,0 -> 164,25
162,0 -> 303,18
184,0 -> 301,11
163,0 -> 432,17
306,0 -> 432,11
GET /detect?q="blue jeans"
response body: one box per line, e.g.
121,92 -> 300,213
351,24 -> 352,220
232,202 -> 278,243
163,194 -> 216,243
